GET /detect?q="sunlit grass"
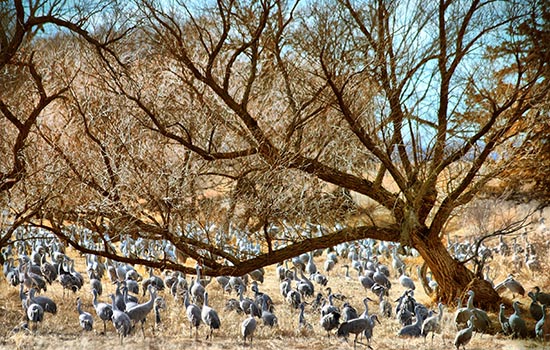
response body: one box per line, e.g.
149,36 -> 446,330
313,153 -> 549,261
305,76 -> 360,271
1,225 -> 550,350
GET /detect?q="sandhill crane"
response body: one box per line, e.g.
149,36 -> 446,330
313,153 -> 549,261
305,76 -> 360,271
494,274 -> 525,298
337,317 -> 370,349
341,302 -> 358,322
509,301 -> 528,339
109,293 -> 131,344
305,251 -> 317,275
421,302 -> 444,343
528,291 -> 543,321
125,284 -> 157,336
241,308 -> 257,344
378,293 -> 392,318
184,290 -> 202,338
26,299 -> 44,332
536,304 -> 550,341
28,288 -> 57,315
398,270 -> 416,290
22,262 -> 47,293
142,267 -> 164,295
92,288 -> 113,334
260,298 -> 277,327
454,315 -> 475,350
398,305 -> 424,337
320,310 -> 340,337
202,292 -> 221,340
321,294 -> 339,317
454,290 -> 491,333
76,297 -> 93,331
153,296 -> 166,329
498,303 -> 511,336
191,265 -> 206,304
248,268 -> 265,284
298,302 -> 312,330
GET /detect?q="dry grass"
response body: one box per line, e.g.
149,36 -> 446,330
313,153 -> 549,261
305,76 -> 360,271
2,205 -> 550,350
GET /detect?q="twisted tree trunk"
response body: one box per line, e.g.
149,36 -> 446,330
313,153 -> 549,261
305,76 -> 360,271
414,234 -> 500,311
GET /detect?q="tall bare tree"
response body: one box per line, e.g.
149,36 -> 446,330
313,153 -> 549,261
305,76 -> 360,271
3,0 -> 549,307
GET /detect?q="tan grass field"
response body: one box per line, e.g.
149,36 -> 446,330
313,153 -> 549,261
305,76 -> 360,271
2,237 -> 550,350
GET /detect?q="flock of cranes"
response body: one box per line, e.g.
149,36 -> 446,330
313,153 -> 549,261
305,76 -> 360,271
1,217 -> 549,349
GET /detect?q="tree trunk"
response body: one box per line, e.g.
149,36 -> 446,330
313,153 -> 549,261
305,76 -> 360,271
414,234 -> 501,311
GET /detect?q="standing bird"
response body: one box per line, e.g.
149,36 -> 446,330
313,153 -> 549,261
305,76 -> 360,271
191,265 -> 206,304
454,315 -> 475,350
26,299 -> 44,332
398,305 -> 424,337
528,291 -> 543,321
125,284 -> 157,337
320,310 -> 341,337
494,274 -> 525,298
201,292 -> 221,340
499,303 -> 511,336
241,308 -> 258,344
76,297 -> 93,331
109,293 -> 131,344
337,317 -> 370,349
536,304 -> 550,341
92,288 -> 113,335
298,302 -> 312,330
184,290 -> 202,338
422,302 -> 444,343
28,288 -> 57,315
509,301 -> 528,339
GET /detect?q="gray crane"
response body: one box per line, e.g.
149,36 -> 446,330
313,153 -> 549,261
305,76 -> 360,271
305,251 -> 317,275
509,301 -> 528,339
260,298 -> 277,327
398,305 -> 424,337
536,304 -> 550,341
126,284 -> 157,336
421,302 -> 444,343
22,262 -> 47,293
153,296 -> 166,329
378,293 -> 392,318
398,270 -> 416,290
109,293 -> 131,344
92,288 -> 113,334
454,290 -> 491,333
341,302 -> 358,322
191,265 -> 206,304
241,308 -> 258,344
28,288 -> 57,315
498,303 -> 511,336
321,294 -> 339,317
26,298 -> 44,332
76,297 -> 93,331
202,292 -> 221,340
494,274 -> 525,298
337,317 -> 371,349
237,285 -> 259,316
528,291 -> 543,321
141,267 -> 164,295
320,310 -> 340,337
184,290 -> 202,338
454,315 -> 475,350
296,302 -> 312,331
364,314 -> 381,344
